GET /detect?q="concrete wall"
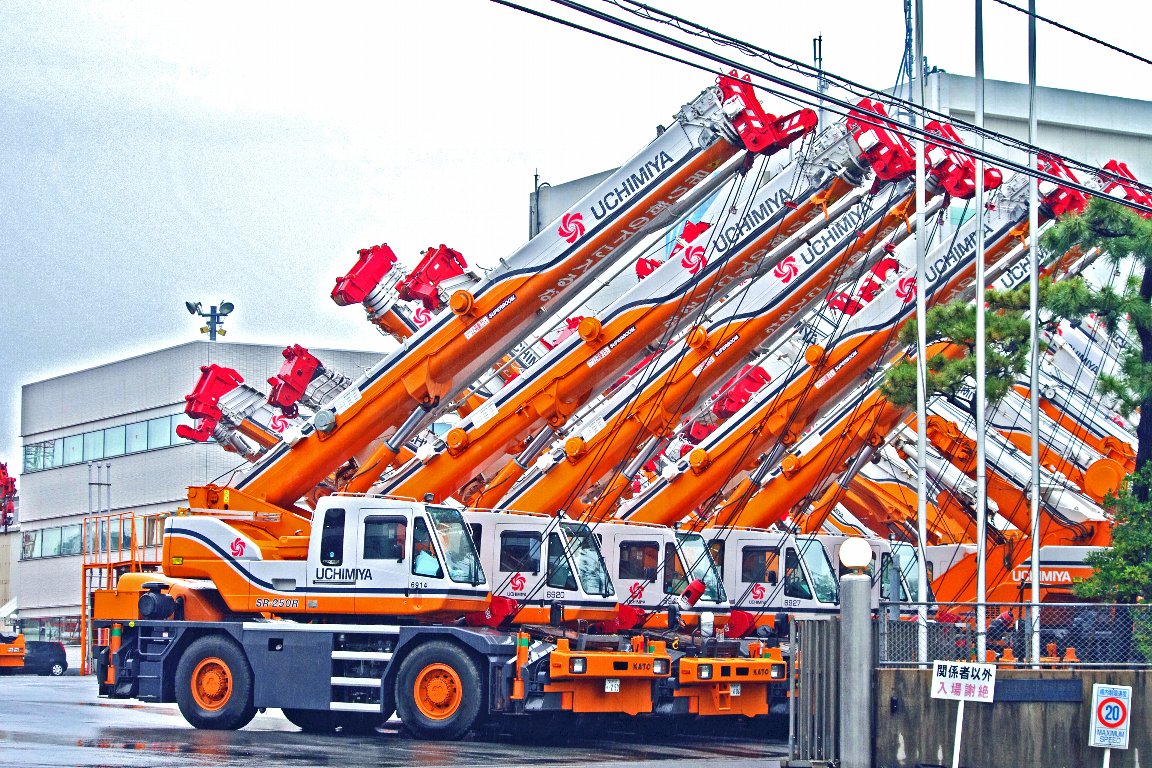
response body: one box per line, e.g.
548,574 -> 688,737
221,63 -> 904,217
876,669 -> 1150,768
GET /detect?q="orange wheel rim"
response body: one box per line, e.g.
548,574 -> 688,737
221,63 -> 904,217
190,656 -> 233,711
413,663 -> 463,720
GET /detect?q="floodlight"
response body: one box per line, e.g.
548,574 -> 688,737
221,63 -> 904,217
185,301 -> 202,315
219,302 -> 235,316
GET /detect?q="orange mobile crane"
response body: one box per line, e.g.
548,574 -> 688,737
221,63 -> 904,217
90,75 -> 794,739
489,107 -> 988,520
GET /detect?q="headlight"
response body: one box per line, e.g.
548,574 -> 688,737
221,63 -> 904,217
569,657 -> 587,674
698,663 -> 713,680
653,658 -> 669,675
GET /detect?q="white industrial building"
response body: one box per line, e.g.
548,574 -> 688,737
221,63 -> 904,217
13,341 -> 380,658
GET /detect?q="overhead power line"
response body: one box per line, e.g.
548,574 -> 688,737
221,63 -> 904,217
989,0 -> 1152,68
490,0 -> 1152,217
601,0 -> 1152,203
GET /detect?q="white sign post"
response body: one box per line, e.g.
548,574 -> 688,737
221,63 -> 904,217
931,661 -> 998,768
1090,683 -> 1132,768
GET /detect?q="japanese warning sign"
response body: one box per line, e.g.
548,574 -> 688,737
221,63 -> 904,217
930,660 -> 997,703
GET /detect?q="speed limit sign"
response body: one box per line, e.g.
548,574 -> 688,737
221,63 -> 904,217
1090,684 -> 1132,749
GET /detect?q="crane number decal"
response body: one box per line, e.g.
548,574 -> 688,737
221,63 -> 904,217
509,573 -> 526,592
558,213 -> 585,244
230,537 -> 246,557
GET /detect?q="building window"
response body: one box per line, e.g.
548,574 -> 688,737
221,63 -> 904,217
83,430 -> 104,462
62,435 -> 83,466
21,530 -> 39,559
40,527 -> 62,558
125,422 -> 148,453
104,425 -> 126,457
23,415 -> 195,474
148,417 -> 171,449
19,616 -> 80,645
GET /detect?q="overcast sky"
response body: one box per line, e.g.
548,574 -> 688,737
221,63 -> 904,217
1,0 -> 1146,475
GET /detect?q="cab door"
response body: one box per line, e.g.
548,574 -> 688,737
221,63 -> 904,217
306,504 -> 361,615
492,521 -> 544,606
354,508 -> 413,614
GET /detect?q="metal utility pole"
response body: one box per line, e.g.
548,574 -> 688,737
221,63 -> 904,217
1027,0 -> 1042,668
974,0 -> 989,661
911,0 -> 930,666
813,35 -> 828,127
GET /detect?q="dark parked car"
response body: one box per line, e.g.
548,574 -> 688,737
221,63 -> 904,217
23,641 -> 67,676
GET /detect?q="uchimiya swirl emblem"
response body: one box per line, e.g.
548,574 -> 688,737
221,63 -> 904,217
895,276 -> 917,302
557,212 -> 585,244
680,244 -> 707,275
773,256 -> 799,283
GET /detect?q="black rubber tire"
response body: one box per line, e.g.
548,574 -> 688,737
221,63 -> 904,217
282,708 -> 388,734
394,640 -> 484,740
175,635 -> 257,730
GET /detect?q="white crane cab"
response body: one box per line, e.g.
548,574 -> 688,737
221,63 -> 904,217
592,520 -> 728,629
164,494 -> 490,621
704,529 -> 839,626
460,509 -> 618,624
815,535 -> 923,609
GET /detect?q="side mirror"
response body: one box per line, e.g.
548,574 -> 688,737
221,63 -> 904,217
767,571 -> 778,586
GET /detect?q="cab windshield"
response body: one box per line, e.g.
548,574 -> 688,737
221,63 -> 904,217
427,506 -> 485,585
797,536 -> 839,603
561,522 -> 614,597
676,533 -> 726,603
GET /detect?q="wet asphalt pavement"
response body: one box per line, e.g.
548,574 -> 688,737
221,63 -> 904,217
0,676 -> 788,768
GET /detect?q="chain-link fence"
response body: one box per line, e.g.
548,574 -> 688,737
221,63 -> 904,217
877,602 -> 1152,667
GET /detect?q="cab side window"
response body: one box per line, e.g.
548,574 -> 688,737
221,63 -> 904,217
784,548 -> 814,600
546,532 -> 577,590
740,547 -> 780,584
618,541 -> 659,581
708,539 -> 725,579
500,531 -> 541,574
320,508 -> 346,567
663,542 -> 687,595
411,518 -> 444,578
363,516 -> 406,561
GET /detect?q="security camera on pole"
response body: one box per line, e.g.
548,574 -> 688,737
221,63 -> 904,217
185,301 -> 234,341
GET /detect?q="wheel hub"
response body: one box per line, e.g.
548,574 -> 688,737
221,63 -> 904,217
191,657 -> 232,710
414,663 -> 462,719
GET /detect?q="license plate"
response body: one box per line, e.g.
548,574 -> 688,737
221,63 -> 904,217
605,678 -> 621,693
730,683 -> 742,697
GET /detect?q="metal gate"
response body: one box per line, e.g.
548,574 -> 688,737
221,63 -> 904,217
789,617 -> 839,766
